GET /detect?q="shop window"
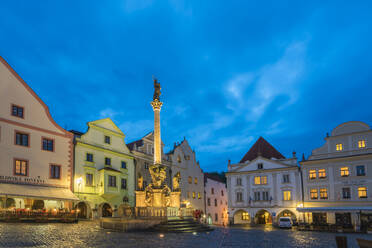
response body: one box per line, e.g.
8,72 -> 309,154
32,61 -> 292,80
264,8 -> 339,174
15,131 -> 29,147
14,159 -> 28,176
336,143 -> 343,151
108,175 -> 116,187
104,136 -> 111,144
283,191 -> 291,201
358,187 -> 367,198
340,167 -> 349,177
320,188 -> 328,199
356,165 -> 366,176
42,138 -> 54,151
11,104 -> 24,118
310,189 -> 318,199
86,173 -> 93,186
50,164 -> 61,179
236,192 -> 243,202
358,140 -> 366,148
86,153 -> 94,162
318,169 -> 326,179
342,188 -> 350,199
309,170 -> 316,180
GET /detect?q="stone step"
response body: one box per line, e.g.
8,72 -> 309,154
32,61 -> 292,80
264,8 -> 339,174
152,218 -> 213,233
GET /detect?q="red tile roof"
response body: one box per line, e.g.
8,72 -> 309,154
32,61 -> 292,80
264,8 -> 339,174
239,137 -> 285,163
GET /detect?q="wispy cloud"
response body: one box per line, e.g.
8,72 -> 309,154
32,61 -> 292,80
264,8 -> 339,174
119,120 -> 153,142
99,108 -> 122,119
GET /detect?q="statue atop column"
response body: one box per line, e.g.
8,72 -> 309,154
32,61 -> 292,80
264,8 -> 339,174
153,78 -> 161,101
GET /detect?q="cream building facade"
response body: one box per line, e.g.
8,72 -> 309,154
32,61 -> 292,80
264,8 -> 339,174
71,118 -> 135,219
227,137 -> 301,225
0,56 -> 78,211
204,174 -> 228,226
167,139 -> 205,212
299,121 -> 372,231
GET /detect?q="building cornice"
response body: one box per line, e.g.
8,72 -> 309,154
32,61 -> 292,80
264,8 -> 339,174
76,141 -> 134,160
301,153 -> 372,165
226,166 -> 298,176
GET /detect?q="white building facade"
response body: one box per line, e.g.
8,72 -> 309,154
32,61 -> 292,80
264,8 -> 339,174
299,121 -> 372,231
227,137 -> 301,225
205,174 -> 228,226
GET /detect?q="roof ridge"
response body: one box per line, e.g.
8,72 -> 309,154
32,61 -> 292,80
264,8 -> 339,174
239,136 -> 285,163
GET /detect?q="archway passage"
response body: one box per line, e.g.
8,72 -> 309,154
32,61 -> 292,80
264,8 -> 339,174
32,200 -> 45,210
255,210 -> 272,224
101,203 -> 112,217
277,210 -> 297,222
233,210 -> 250,224
76,202 -> 88,219
6,198 -> 15,208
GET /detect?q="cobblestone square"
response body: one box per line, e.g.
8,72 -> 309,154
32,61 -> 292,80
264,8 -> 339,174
0,222 -> 371,248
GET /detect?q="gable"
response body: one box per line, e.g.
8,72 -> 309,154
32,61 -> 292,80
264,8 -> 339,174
235,157 -> 292,172
88,118 -> 124,137
240,137 -> 285,163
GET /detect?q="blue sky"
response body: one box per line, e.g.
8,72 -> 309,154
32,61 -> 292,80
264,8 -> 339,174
1,1 -> 372,172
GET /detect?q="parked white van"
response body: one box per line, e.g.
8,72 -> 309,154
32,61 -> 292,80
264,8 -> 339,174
278,217 -> 292,228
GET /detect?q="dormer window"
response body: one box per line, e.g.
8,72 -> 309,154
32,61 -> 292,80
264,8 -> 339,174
11,104 -> 24,118
104,136 -> 111,144
336,143 -> 343,151
358,140 -> 366,148
257,163 -> 263,169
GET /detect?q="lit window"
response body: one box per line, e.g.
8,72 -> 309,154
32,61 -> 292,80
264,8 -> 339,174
283,191 -> 291,201
310,189 -> 318,199
340,167 -> 349,177
198,192 -> 201,199
309,170 -> 316,179
254,176 -> 261,185
242,212 -> 249,220
194,177 -> 198,184
188,176 -> 192,184
14,159 -> 28,176
356,165 -> 366,176
192,192 -> 196,199
177,155 -> 181,163
104,136 -> 111,144
336,144 -> 343,151
358,140 -> 366,148
320,188 -> 328,199
261,176 -> 267,185
358,187 -> 367,198
318,169 -> 326,179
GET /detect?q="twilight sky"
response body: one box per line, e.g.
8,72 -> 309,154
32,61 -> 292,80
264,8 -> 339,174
1,1 -> 372,172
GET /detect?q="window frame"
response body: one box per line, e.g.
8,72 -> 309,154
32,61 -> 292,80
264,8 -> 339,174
108,175 -> 117,187
358,140 -> 366,149
121,178 -> 127,190
340,167 -> 350,177
310,189 -> 318,199
283,174 -> 290,183
336,143 -> 343,151
283,190 -> 291,201
358,187 -> 367,199
319,188 -> 328,199
14,130 -> 30,147
318,169 -> 327,179
104,135 -> 111,144
309,169 -> 317,180
356,165 -> 366,176
13,158 -> 29,177
41,137 -> 54,152
11,104 -> 24,119
342,187 -> 351,199
49,164 -> 61,180
86,173 -> 94,186
105,157 -> 111,166
121,161 -> 127,169
236,192 -> 243,202
86,153 -> 94,162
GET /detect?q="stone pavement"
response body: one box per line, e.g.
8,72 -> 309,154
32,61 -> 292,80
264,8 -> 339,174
0,221 -> 371,248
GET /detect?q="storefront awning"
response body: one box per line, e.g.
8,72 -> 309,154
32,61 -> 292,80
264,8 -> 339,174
297,207 -> 372,212
0,183 -> 79,201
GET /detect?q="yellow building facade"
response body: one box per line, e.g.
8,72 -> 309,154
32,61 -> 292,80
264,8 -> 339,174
71,118 -> 135,219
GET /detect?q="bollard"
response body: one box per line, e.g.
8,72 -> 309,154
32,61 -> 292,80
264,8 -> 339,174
335,236 -> 347,248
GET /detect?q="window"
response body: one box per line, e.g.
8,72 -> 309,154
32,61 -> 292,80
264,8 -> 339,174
207,198 -> 211,206
198,192 -> 201,199
257,163 -> 263,169
340,167 -> 349,177
108,175 -> 116,187
144,162 -> 149,169
254,192 -> 260,201
310,189 -> 318,199
194,177 -> 198,184
11,105 -> 24,118
121,178 -> 127,189
221,190 -> 224,196
356,165 -> 366,176
15,132 -> 29,146
86,173 -> 93,186
121,161 -> 127,169
14,159 -> 28,176
342,188 -> 351,199
358,140 -> 366,148
242,212 -> 249,220
215,213 -> 218,221
261,176 -> 267,184
211,188 -> 214,195
309,170 -> 316,179
283,191 -> 291,201
320,188 -> 328,199
177,155 -> 181,163
50,165 -> 61,179
86,153 -> 93,162
105,157 -> 111,166
336,143 -> 343,151
318,169 -> 326,179
104,136 -> 111,144
236,192 -> 243,202
188,176 -> 192,184
214,199 -> 217,206
42,138 -> 54,151
187,191 -> 190,198
262,191 -> 269,201
254,176 -> 260,184
358,187 -> 367,198
192,192 -> 196,199
236,177 -> 242,186
254,176 -> 267,185
283,174 -> 290,183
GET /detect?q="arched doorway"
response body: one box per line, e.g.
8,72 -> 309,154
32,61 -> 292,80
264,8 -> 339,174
255,210 -> 272,224
76,202 -> 88,219
207,214 -> 212,225
101,203 -> 112,217
277,210 -> 297,223
32,200 -> 45,210
6,198 -> 15,208
233,210 -> 250,224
